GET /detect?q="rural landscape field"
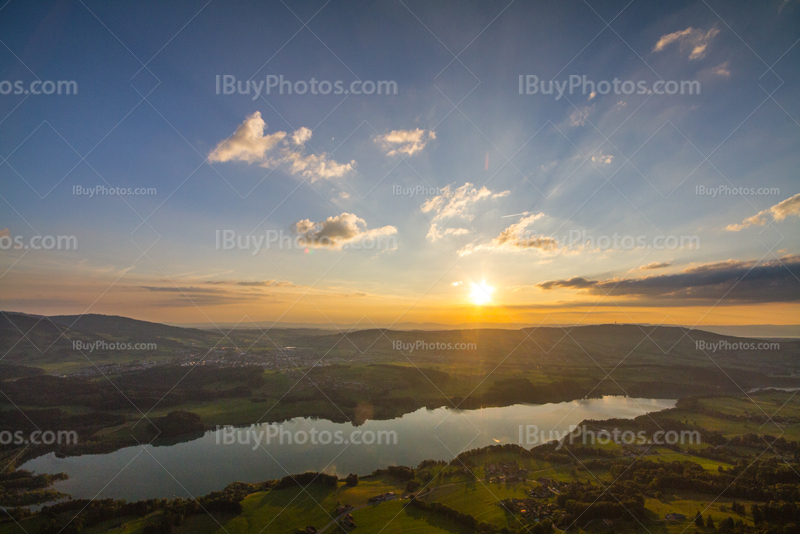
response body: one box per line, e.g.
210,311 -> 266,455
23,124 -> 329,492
1,1 -> 799,533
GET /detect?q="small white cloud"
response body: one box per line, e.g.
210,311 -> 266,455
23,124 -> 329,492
293,213 -> 397,250
209,113 -> 354,182
712,62 -> 730,77
332,190 -> 351,202
283,151 -> 355,181
451,281 -> 463,286
376,128 -> 435,156
291,127 -> 313,145
653,27 -> 720,60
725,213 -> 766,232
726,193 -> 800,231
591,152 -> 614,165
771,194 -> 800,220
208,111 -> 286,163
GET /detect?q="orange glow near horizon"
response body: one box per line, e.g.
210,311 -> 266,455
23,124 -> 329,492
1,268 -> 798,327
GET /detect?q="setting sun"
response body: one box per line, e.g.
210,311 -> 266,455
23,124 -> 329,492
470,281 -> 495,306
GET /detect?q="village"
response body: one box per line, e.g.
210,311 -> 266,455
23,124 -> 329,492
497,476 -> 565,523
63,346 -> 364,378
483,460 -> 530,484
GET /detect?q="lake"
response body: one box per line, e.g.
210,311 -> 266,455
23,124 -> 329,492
21,396 -> 675,502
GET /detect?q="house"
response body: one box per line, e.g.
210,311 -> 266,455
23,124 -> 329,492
368,492 -> 397,503
339,514 -> 356,530
665,513 -> 687,521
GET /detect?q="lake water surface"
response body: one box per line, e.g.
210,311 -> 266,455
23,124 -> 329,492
21,396 -> 675,502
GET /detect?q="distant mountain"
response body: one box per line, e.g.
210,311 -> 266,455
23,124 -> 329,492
303,323 -> 800,376
697,324 -> 800,339
2,312 -> 799,380
176,320 -> 800,338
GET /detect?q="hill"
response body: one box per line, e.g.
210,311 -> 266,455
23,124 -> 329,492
303,324 -> 800,375
47,313 -> 220,346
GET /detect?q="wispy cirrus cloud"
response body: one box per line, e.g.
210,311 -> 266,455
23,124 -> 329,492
375,128 -> 435,156
568,107 -> 591,127
427,225 -> 470,243
653,26 -> 720,60
423,181 -> 506,222
725,193 -> 800,231
139,285 -> 261,307
458,213 -> 560,256
421,183 -> 509,242
209,112 -> 355,182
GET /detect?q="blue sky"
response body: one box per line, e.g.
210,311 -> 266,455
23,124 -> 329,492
1,0 -> 799,326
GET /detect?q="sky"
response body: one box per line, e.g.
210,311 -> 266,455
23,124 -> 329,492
0,0 -> 799,328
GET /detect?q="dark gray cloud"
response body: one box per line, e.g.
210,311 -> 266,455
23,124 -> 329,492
536,255 -> 800,303
638,261 -> 671,270
205,280 -> 295,287
537,277 -> 599,291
